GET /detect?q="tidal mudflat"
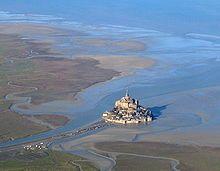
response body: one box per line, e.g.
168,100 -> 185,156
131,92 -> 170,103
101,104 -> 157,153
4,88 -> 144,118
0,23 -> 154,145
44,19 -> 220,171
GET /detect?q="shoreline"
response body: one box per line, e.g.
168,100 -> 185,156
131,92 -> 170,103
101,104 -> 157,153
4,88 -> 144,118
0,23 -> 155,144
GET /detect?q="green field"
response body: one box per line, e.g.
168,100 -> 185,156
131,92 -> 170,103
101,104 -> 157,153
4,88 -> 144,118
0,149 -> 98,171
114,155 -> 170,171
96,141 -> 220,171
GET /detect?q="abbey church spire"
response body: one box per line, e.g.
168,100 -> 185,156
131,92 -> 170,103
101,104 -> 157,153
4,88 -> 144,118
125,89 -> 129,97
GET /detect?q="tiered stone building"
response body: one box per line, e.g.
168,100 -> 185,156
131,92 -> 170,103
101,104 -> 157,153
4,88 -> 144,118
102,91 -> 153,124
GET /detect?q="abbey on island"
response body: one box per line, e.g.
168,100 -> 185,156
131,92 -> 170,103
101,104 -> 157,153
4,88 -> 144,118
102,91 -> 153,124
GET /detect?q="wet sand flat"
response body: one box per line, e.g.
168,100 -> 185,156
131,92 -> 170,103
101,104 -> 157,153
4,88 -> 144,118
50,80 -> 220,170
0,23 -> 155,143
66,84 -> 220,146
88,55 -> 155,76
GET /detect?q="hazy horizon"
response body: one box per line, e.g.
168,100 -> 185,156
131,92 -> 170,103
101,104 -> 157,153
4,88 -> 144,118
0,0 -> 220,35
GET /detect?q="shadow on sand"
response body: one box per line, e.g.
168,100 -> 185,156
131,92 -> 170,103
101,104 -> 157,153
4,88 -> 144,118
149,104 -> 170,119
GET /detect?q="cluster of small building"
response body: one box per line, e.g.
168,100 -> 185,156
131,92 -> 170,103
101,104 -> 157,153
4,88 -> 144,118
23,142 -> 46,151
102,91 -> 153,124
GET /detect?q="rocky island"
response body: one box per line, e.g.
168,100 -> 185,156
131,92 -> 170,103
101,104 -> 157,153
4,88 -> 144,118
102,91 -> 153,124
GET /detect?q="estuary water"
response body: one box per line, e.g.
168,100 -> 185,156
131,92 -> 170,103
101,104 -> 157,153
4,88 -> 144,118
0,0 -> 220,147
0,0 -> 220,35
